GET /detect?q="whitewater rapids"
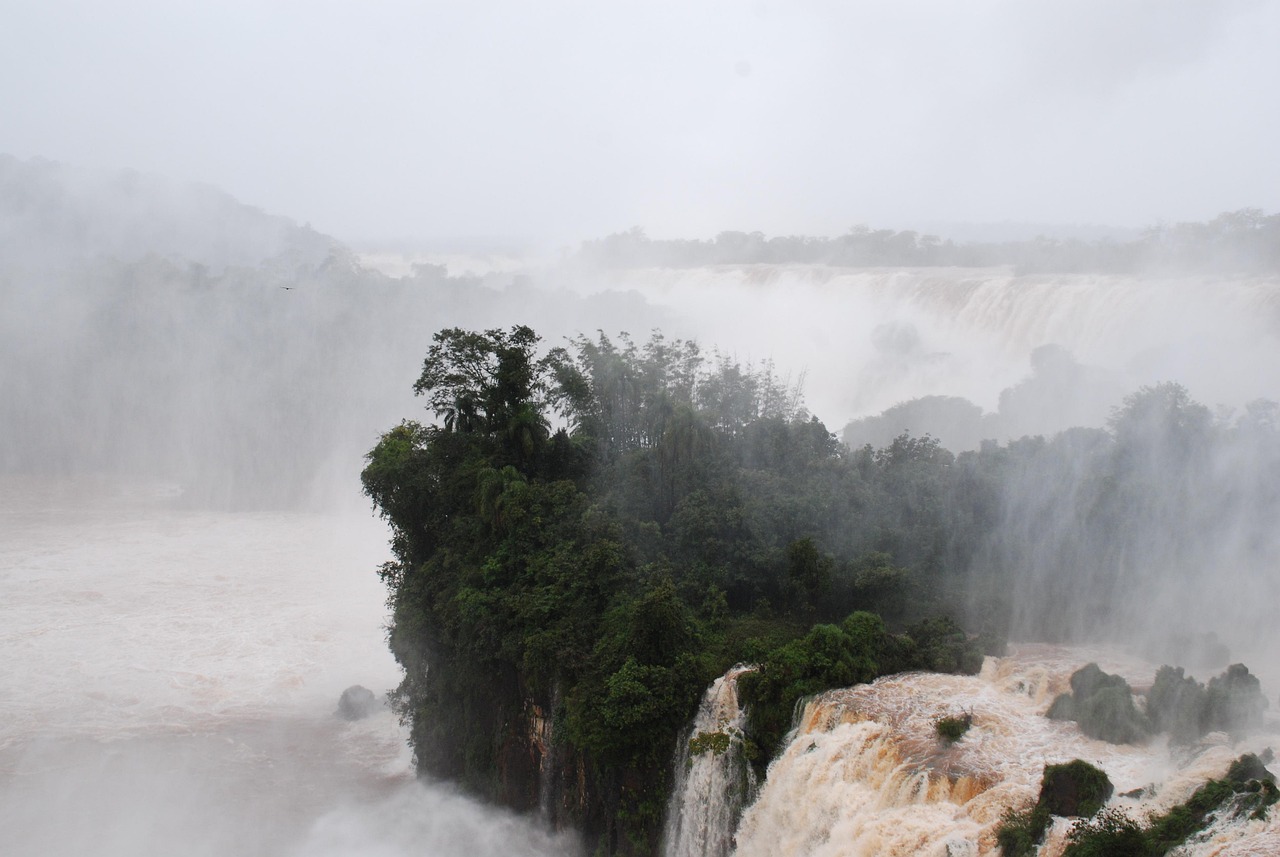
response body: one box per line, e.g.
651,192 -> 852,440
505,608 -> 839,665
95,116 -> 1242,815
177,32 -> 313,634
681,646 -> 1280,857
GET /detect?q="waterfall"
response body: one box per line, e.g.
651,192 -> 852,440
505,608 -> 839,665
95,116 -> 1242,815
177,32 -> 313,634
559,265 -> 1280,430
727,646 -> 1279,857
533,683 -> 559,821
662,664 -> 757,857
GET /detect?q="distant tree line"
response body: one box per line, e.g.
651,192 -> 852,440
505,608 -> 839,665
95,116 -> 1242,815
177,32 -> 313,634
576,209 -> 1280,274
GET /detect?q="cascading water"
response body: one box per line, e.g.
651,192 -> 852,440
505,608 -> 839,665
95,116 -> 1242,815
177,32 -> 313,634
677,647 -> 1278,857
662,665 -> 757,857
559,265 -> 1280,431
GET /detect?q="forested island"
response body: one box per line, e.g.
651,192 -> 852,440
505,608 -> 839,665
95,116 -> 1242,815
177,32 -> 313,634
361,325 -> 1280,854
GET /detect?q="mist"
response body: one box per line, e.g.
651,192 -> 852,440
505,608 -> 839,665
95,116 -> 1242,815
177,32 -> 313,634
4,2 -> 1280,854
3,2 -> 1278,243
8,153 -> 1278,669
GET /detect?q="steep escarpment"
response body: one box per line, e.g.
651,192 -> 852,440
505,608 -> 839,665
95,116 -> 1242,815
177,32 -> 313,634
363,320 -> 1280,854
362,326 -> 990,853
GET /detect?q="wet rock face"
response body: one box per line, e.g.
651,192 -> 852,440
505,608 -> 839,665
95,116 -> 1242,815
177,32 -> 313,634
1147,662 -> 1267,743
337,685 -> 380,721
1205,663 -> 1268,734
1047,663 -> 1149,744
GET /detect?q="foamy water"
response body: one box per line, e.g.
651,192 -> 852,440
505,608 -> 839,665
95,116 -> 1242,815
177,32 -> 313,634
728,646 -> 1280,857
0,477 -> 577,857
553,265 -> 1280,427
662,665 -> 757,857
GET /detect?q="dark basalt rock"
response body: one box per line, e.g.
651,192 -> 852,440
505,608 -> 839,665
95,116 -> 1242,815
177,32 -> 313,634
1047,663 -> 1149,744
1147,665 -> 1207,744
337,685 -> 380,721
1047,692 -> 1076,721
1147,662 -> 1268,743
1205,663 -> 1267,734
1077,685 -> 1148,744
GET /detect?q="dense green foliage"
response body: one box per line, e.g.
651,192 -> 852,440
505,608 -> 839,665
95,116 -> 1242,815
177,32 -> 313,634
935,712 -> 973,743
361,324 -> 1277,855
996,759 -> 1112,855
962,382 -> 1280,647
1040,760 -> 1115,818
1062,754 -> 1279,856
363,325 -> 990,854
995,804 -> 1052,857
1062,808 -> 1149,857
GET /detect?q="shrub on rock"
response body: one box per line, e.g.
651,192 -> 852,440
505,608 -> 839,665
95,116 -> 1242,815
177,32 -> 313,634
995,758 -> 1115,855
1040,759 -> 1114,818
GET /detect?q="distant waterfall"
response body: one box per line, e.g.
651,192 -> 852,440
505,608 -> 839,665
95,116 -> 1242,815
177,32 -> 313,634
662,665 -> 757,857
566,265 -> 1280,430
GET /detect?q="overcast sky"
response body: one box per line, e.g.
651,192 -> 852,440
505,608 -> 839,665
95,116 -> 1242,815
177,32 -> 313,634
3,0 -> 1277,245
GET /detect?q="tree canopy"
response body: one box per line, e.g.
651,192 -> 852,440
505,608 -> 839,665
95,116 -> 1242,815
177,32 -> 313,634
362,326 -> 1280,856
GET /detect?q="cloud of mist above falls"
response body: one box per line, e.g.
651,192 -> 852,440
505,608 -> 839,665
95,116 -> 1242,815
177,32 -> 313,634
4,3 -> 1280,852
2,1 -> 1278,245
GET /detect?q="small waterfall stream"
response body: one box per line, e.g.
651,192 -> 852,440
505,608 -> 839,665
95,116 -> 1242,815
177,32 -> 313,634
661,665 -> 757,857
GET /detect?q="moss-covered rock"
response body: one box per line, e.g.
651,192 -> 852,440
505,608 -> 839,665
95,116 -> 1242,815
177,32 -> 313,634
1040,759 -> 1114,818
1070,662 -> 1130,701
996,759 -> 1115,855
1226,752 -> 1276,787
1063,753 -> 1280,856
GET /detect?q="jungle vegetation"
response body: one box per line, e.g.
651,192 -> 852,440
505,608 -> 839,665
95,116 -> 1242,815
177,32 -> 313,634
361,325 -> 987,853
361,325 -> 1280,855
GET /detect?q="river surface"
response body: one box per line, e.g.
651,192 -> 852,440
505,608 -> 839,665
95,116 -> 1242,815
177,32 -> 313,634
8,475 -> 1278,857
0,476 -> 575,857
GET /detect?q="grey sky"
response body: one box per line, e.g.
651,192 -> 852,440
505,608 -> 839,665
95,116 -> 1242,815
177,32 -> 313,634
3,0 -> 1277,244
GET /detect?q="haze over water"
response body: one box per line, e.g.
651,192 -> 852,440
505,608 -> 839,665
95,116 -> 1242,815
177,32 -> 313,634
3,3 -> 1280,855
0,477 -> 577,856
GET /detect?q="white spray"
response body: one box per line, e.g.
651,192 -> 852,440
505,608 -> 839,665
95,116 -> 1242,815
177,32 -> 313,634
662,665 -> 757,857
